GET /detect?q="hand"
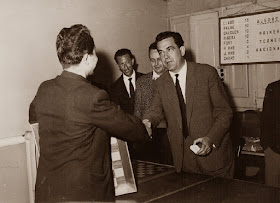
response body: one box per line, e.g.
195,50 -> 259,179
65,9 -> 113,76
142,119 -> 152,139
193,137 -> 213,156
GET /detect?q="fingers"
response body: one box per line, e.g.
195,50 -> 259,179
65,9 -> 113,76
198,145 -> 212,156
142,119 -> 151,127
193,138 -> 202,145
142,119 -> 152,138
196,145 -> 211,156
196,147 -> 206,156
194,137 -> 212,156
196,145 -> 205,156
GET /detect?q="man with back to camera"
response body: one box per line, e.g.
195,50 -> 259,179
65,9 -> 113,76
143,31 -> 234,177
29,24 -> 150,202
134,42 -> 173,164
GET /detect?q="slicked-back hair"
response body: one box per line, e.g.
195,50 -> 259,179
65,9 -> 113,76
148,42 -> 158,57
155,31 -> 184,48
56,24 -> 95,69
149,42 -> 157,52
114,48 -> 134,63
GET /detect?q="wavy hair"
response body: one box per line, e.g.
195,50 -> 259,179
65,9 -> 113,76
155,31 -> 184,48
56,24 -> 95,69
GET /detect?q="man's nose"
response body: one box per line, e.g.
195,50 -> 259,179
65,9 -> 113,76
164,52 -> 169,59
155,60 -> 159,66
123,64 -> 128,69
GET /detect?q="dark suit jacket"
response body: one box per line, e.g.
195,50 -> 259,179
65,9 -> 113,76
261,80 -> 280,154
144,62 -> 233,173
109,72 -> 144,115
29,71 -> 149,202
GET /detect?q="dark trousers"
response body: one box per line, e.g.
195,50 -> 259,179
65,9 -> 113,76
265,147 -> 280,188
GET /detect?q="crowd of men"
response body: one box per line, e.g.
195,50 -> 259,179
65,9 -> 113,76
29,24 -> 280,202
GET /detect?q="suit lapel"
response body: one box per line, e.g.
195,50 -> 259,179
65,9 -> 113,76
148,72 -> 153,81
136,72 -> 143,80
121,72 -> 142,98
185,62 -> 196,129
120,75 -> 130,98
148,73 -> 153,88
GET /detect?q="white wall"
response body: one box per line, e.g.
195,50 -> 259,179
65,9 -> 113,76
0,0 -> 167,139
0,141 -> 29,203
167,0 -> 262,17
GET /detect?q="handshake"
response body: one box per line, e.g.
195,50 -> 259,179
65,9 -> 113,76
142,119 -> 152,139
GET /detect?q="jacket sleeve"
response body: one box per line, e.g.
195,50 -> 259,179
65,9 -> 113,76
134,78 -> 144,119
107,84 -> 118,104
206,67 -> 233,147
143,82 -> 165,128
29,96 -> 37,124
89,89 -> 150,142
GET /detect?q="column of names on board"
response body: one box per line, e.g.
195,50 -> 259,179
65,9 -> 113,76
220,10 -> 280,64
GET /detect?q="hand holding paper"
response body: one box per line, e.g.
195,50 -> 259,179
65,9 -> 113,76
193,137 -> 213,156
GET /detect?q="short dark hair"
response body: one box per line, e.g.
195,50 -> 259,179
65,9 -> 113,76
149,42 -> 157,52
114,48 -> 133,63
155,31 -> 184,48
56,24 -> 95,69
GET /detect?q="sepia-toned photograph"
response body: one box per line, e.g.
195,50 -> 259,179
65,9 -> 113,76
1,0 -> 280,202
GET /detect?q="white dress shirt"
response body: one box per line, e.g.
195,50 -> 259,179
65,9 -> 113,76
169,61 -> 187,102
123,70 -> 136,97
152,71 -> 161,80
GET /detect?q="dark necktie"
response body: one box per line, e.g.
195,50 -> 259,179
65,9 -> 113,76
128,78 -> 135,101
175,74 -> 188,138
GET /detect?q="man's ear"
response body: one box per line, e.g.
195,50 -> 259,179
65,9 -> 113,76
131,58 -> 135,65
81,53 -> 89,65
180,46 -> 186,57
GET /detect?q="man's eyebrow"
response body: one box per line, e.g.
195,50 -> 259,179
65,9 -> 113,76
158,46 -> 174,52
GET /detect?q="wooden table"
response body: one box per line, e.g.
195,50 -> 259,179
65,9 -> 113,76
116,161 -> 280,203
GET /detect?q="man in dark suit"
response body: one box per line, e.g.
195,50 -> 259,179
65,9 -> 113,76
109,48 -> 144,115
109,49 -> 144,157
134,42 -> 172,164
143,31 -> 234,178
29,24 -> 150,202
261,79 -> 280,188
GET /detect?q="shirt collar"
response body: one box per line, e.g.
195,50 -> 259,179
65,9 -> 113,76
60,70 -> 89,83
152,71 -> 161,80
169,61 -> 187,82
123,70 -> 135,81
